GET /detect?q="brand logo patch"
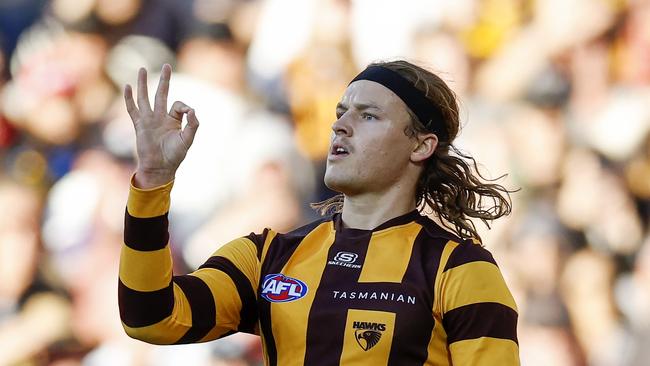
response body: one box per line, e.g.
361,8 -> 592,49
261,274 -> 308,302
334,251 -> 358,263
328,251 -> 362,269
353,321 -> 385,351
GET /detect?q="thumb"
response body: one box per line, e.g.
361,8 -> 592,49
180,109 -> 200,149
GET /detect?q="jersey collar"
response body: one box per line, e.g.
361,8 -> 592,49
333,209 -> 422,233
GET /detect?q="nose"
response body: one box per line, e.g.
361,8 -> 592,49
332,113 -> 352,137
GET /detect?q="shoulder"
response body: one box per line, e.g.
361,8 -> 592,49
281,215 -> 334,238
414,214 -> 464,242
242,216 -> 335,261
413,214 -> 493,265
443,239 -> 498,272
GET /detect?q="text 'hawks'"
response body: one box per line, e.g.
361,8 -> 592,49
353,321 -> 386,331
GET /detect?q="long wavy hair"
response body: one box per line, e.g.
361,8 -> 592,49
312,60 -> 516,242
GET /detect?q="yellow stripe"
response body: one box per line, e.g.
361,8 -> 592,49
273,221 -> 335,366
190,269 -> 242,341
442,261 -> 517,312
339,309 -> 396,365
433,241 -> 459,316
358,223 -> 422,283
126,174 -> 174,218
449,337 -> 520,365
119,245 -> 173,292
122,283 -> 192,344
425,319 -> 451,366
260,229 -> 278,264
211,238 -> 260,290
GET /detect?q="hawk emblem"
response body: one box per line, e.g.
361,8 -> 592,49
355,329 -> 382,351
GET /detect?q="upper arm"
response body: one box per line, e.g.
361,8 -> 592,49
194,235 -> 264,336
175,228 -> 275,343
439,242 -> 520,365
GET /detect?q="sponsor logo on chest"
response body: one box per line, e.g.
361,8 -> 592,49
332,290 -> 416,305
328,251 -> 362,269
261,274 -> 308,302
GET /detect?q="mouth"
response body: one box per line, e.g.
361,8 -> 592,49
329,142 -> 350,160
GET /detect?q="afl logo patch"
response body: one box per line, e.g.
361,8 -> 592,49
261,274 -> 308,302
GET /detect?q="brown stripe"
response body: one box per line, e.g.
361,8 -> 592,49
118,279 -> 173,327
246,228 -> 270,260
303,229 -> 372,365
258,218 -> 330,366
415,215 -> 459,241
387,232 -> 445,365
124,209 -> 169,251
173,275 -> 217,344
443,241 -> 497,272
443,302 -> 518,344
199,256 -> 258,333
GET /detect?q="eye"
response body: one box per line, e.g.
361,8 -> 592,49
362,113 -> 377,121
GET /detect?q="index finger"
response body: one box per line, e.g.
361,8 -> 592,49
124,84 -> 139,121
154,64 -> 172,113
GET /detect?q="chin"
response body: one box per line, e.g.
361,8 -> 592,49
324,173 -> 363,196
323,171 -> 348,194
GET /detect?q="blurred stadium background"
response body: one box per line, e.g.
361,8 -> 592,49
1,0 -> 650,365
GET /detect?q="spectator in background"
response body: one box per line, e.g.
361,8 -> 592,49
0,178 -> 71,365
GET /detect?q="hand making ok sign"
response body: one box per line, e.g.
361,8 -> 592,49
124,64 -> 200,188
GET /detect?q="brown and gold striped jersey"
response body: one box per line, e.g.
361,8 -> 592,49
119,179 -> 520,365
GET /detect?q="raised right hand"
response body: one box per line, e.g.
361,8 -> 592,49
124,64 -> 199,188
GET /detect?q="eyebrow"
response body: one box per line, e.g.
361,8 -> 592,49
336,101 -> 383,112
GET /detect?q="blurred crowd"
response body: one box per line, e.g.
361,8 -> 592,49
0,0 -> 649,365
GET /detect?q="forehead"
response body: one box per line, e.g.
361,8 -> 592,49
340,80 -> 410,116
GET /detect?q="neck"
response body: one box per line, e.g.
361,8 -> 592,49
340,183 -> 417,230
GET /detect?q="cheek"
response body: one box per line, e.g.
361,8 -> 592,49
355,141 -> 411,178
365,134 -> 412,162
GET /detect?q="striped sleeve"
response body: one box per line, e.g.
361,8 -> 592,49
438,241 -> 520,365
118,175 -> 266,345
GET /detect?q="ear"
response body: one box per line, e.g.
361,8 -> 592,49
410,133 -> 438,163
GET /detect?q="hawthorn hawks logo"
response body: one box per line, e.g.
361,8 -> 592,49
261,274 -> 308,302
353,321 -> 386,351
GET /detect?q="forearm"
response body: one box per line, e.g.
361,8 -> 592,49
118,175 -> 191,344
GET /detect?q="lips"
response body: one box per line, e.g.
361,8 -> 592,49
329,141 -> 350,159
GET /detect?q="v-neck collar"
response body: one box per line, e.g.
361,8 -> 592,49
332,209 -> 422,234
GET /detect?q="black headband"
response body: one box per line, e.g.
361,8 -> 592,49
349,65 -> 448,142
